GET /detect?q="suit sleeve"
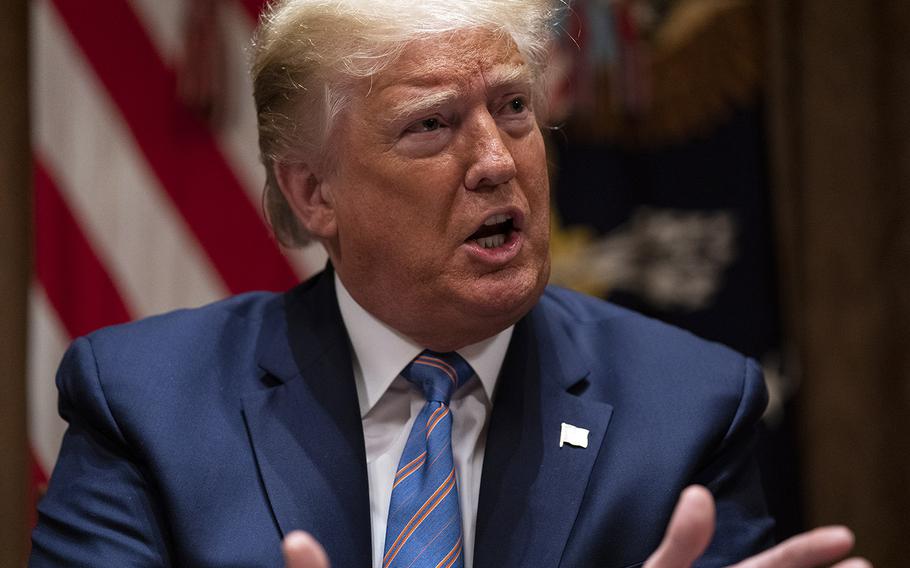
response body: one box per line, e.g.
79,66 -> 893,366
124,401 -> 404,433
30,336 -> 173,567
692,357 -> 776,566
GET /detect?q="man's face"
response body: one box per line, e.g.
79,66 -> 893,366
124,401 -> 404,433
321,29 -> 550,350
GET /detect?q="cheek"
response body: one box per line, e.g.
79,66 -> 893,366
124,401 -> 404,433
336,182 -> 435,258
332,160 -> 402,228
515,142 -> 550,203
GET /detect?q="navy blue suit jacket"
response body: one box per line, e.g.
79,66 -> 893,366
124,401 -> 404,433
31,269 -> 774,567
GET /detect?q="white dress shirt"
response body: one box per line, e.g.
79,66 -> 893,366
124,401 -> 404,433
335,275 -> 512,568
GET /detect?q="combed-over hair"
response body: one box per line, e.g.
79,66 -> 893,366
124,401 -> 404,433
251,0 -> 561,247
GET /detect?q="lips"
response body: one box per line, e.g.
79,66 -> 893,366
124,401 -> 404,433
468,213 -> 517,249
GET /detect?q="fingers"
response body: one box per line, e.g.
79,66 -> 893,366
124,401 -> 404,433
283,531 -> 330,568
731,526 -> 861,568
644,485 -> 716,568
831,559 -> 873,568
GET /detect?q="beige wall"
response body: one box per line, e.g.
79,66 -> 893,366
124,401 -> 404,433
769,1 -> 910,565
0,0 -> 30,564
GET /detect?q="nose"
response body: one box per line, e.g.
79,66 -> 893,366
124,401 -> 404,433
463,112 -> 517,191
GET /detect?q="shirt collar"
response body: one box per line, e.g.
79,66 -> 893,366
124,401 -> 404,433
334,273 -> 512,418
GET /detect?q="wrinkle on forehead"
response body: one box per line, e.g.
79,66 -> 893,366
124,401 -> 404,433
364,29 -> 530,122
384,64 -> 530,122
371,29 -> 524,87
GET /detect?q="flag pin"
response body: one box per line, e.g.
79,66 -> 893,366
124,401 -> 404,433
560,422 -> 589,448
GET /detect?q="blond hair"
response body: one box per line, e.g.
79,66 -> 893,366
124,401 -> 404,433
251,0 -> 562,247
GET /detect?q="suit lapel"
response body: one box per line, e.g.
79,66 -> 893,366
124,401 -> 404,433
474,306 -> 614,568
242,270 -> 372,567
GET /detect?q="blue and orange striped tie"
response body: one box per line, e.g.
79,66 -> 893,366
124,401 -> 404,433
382,350 -> 473,568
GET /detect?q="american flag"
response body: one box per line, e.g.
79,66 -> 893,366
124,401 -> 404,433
28,0 -> 325,521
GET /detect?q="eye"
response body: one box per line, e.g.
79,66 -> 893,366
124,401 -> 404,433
406,117 -> 445,134
495,95 -> 534,136
507,97 -> 526,113
499,96 -> 530,117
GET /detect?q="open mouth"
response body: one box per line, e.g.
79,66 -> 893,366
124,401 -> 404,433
467,213 -> 517,249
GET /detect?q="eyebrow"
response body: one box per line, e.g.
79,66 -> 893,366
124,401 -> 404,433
483,63 -> 532,91
385,64 -> 533,123
387,88 -> 461,123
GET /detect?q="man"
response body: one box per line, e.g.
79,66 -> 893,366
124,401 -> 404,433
31,0 -> 869,567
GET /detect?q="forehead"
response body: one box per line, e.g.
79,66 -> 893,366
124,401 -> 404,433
372,29 -> 527,94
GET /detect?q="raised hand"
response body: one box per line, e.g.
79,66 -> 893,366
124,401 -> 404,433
644,486 -> 872,568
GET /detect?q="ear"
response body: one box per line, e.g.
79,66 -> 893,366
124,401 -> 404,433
273,161 -> 337,240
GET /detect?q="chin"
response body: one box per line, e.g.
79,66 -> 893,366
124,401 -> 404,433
461,262 -> 549,322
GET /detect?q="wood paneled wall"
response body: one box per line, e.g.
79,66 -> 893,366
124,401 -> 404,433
0,0 -> 30,565
768,1 -> 910,565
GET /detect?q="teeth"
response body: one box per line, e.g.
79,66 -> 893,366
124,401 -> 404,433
477,234 -> 506,249
483,213 -> 512,226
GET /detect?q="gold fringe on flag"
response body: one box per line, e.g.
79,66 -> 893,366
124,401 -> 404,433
564,0 -> 763,146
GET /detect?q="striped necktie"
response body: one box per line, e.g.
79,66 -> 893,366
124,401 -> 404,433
382,350 -> 473,568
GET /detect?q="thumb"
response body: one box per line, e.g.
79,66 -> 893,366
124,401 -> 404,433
644,485 -> 716,568
283,531 -> 330,568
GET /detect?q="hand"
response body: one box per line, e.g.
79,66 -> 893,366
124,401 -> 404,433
283,531 -> 330,568
644,485 -> 872,568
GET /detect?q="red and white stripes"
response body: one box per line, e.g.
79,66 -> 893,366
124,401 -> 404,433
28,0 -> 325,500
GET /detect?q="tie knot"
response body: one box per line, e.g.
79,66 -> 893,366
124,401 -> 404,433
401,350 -> 473,404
